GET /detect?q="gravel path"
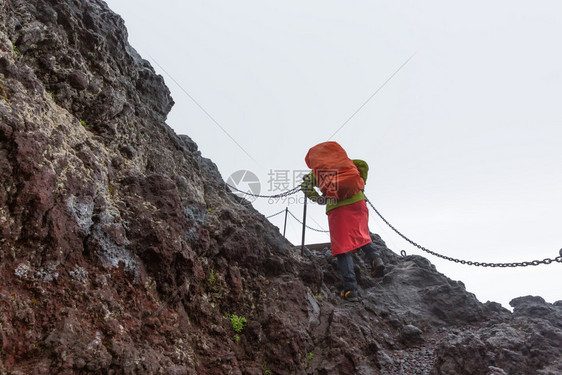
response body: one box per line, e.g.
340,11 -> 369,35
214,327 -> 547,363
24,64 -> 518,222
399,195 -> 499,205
378,334 -> 440,375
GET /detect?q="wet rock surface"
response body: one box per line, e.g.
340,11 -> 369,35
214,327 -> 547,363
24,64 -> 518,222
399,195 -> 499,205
0,0 -> 561,374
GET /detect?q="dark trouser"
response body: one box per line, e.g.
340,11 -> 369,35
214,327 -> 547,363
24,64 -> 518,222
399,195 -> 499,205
336,241 -> 381,291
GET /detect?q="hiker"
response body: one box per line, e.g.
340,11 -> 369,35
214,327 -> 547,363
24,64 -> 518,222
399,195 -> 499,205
301,141 -> 385,302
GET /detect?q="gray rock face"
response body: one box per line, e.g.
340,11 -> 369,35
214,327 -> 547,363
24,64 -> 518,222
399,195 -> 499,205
430,296 -> 562,375
0,1 -> 560,374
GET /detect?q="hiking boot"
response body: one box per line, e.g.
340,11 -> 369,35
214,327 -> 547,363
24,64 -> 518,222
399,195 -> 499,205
340,289 -> 360,302
371,257 -> 385,277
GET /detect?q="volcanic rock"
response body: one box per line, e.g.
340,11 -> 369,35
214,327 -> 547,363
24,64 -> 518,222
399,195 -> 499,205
0,1 -> 560,374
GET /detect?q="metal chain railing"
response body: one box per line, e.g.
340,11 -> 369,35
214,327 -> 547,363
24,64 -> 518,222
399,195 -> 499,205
225,181 -> 328,231
226,177 -> 561,267
364,194 -> 562,267
287,210 -> 330,233
266,209 -> 286,219
225,183 -> 301,199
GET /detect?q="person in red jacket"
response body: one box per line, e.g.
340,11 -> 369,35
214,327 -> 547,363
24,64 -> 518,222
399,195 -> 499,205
301,142 -> 385,302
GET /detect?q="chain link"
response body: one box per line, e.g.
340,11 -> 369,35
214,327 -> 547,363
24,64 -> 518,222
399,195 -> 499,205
234,181 -> 561,266
266,209 -> 286,219
287,210 -> 330,233
225,183 -> 301,199
364,194 -> 562,268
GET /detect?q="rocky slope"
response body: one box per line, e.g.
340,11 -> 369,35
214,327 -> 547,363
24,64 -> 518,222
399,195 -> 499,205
0,0 -> 560,374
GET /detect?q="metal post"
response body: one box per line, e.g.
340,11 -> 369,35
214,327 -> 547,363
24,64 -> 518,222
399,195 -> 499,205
282,207 -> 288,238
301,192 -> 307,256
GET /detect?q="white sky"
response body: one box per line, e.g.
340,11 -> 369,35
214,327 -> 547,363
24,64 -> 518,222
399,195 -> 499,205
104,0 -> 561,309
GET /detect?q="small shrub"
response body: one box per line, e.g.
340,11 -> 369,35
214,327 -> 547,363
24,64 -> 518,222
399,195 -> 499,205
0,84 -> 9,101
208,269 -> 217,284
208,269 -> 220,293
230,314 -> 246,333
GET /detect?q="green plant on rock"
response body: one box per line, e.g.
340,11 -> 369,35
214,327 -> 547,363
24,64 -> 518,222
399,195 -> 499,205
208,269 -> 221,293
79,119 -> 88,128
107,184 -> 116,197
264,369 -> 272,375
230,314 -> 246,333
230,314 -> 246,343
12,45 -> 20,55
0,84 -> 9,102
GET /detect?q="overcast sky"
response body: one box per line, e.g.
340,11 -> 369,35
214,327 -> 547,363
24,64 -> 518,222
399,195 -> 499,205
104,0 -> 561,309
